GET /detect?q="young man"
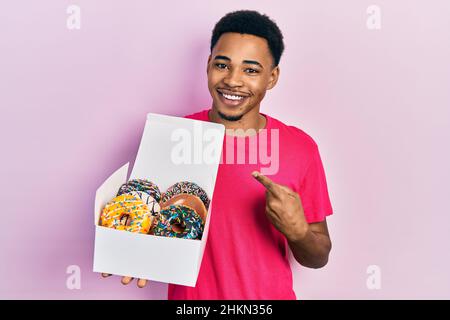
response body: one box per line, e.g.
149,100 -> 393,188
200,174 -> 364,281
105,10 -> 333,300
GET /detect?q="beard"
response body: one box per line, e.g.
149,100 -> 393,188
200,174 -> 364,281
217,109 -> 244,121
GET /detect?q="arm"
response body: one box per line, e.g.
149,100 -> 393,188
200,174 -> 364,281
286,219 -> 332,269
251,171 -> 332,269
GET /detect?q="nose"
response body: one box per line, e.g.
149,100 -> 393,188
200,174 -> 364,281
223,68 -> 243,87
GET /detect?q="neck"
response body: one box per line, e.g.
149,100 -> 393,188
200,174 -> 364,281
208,107 -> 267,137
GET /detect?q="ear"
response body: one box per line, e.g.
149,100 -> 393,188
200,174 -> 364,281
266,65 -> 280,90
206,55 -> 212,74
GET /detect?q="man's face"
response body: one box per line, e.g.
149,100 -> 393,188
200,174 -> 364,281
207,32 -> 280,121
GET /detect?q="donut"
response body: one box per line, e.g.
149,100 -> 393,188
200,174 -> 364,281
117,179 -> 161,203
161,181 -> 210,211
160,193 -> 207,222
152,205 -> 204,239
100,193 -> 153,234
128,191 -> 160,217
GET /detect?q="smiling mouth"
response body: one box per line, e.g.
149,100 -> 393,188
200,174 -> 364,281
216,89 -> 249,106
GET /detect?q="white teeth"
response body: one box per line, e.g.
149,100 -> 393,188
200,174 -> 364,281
220,92 -> 244,101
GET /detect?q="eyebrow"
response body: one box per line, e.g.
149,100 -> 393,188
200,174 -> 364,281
214,55 -> 264,69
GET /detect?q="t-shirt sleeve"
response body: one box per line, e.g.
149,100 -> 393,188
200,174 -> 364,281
299,144 -> 333,223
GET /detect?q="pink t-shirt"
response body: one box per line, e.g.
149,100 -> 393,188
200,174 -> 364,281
168,108 -> 333,300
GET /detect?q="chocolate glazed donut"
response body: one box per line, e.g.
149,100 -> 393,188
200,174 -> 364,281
160,194 -> 207,222
161,181 -> 210,211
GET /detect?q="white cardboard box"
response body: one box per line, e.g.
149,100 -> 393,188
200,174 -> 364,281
93,113 -> 225,287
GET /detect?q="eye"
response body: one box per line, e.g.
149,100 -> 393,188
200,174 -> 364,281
245,68 -> 259,74
215,63 -> 228,69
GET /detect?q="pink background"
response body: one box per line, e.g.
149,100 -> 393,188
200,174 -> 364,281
1,0 -> 449,299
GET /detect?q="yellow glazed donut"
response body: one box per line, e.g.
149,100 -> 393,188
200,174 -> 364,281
100,194 -> 153,234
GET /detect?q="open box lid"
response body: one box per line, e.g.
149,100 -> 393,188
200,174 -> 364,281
130,113 -> 225,201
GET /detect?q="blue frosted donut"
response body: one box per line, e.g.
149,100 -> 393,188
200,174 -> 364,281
152,205 -> 204,240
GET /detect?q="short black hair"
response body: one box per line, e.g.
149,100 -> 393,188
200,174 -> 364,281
210,10 -> 285,68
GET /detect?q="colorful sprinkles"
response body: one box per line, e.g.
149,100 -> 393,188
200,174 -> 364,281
117,179 -> 161,202
100,193 -> 153,234
161,181 -> 210,210
152,205 -> 204,240
101,179 -> 209,240
128,191 -> 161,216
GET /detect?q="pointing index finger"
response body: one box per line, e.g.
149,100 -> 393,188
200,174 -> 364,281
252,171 -> 278,194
